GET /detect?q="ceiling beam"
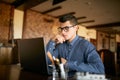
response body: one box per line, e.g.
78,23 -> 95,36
78,20 -> 95,24
0,0 -> 12,4
41,6 -> 62,14
86,21 -> 120,29
11,0 -> 26,8
53,0 -> 66,5
11,0 -> 47,10
55,12 -> 75,18
25,0 -> 48,10
77,16 -> 86,20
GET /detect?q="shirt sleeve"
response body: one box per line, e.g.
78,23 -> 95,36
46,40 -> 59,64
66,42 -> 105,74
46,40 -> 56,55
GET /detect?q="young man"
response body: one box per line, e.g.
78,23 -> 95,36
46,14 -> 105,76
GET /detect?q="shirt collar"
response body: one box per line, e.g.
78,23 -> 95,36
67,35 -> 79,46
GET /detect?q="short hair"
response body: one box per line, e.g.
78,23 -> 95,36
59,14 -> 78,25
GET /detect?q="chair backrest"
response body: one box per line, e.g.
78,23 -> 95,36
98,49 -> 116,75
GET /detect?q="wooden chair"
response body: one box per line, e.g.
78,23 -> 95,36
98,49 -> 116,76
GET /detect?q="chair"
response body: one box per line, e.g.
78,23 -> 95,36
98,49 -> 116,76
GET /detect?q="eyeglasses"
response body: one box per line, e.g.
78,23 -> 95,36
58,25 -> 75,32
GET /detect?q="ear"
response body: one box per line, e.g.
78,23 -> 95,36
75,25 -> 79,30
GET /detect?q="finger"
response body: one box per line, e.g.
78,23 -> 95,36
61,58 -> 67,64
62,37 -> 65,42
55,37 -> 63,43
59,35 -> 65,43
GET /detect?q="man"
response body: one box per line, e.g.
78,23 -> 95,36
46,14 -> 105,76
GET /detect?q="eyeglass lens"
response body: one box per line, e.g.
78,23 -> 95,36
58,26 -> 74,32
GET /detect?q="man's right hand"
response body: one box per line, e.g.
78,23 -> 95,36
52,34 -> 65,44
61,58 -> 67,65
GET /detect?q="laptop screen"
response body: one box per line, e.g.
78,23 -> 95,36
17,37 -> 51,75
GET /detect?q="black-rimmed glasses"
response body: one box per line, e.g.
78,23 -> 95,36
58,25 -> 75,32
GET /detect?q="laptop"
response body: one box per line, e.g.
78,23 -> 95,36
17,37 -> 52,75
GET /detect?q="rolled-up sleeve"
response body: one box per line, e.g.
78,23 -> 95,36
46,40 -> 56,55
46,40 -> 59,64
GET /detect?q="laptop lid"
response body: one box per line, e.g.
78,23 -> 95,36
17,37 -> 51,75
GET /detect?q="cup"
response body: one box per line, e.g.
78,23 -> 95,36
64,63 -> 69,73
52,69 -> 59,80
52,65 -> 59,80
59,63 -> 69,80
64,63 -> 69,80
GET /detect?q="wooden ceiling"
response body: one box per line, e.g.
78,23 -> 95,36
1,0 -> 120,34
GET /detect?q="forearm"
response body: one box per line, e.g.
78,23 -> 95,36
67,60 -> 105,74
46,40 -> 59,64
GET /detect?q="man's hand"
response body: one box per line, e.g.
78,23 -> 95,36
52,34 -> 65,44
61,58 -> 67,65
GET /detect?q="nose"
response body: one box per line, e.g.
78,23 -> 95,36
61,29 -> 66,34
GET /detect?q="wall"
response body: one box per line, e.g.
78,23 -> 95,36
78,25 -> 96,40
0,3 -> 12,43
110,35 -> 116,52
14,9 -> 24,39
97,31 -> 117,52
97,31 -> 110,50
13,9 -> 97,44
116,34 -> 120,42
13,9 -> 120,52
22,9 -> 59,44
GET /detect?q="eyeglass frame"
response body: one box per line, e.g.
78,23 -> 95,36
57,25 -> 76,32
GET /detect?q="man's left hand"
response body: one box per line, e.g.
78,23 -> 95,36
61,58 -> 67,65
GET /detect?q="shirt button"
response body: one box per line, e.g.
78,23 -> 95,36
53,43 -> 55,45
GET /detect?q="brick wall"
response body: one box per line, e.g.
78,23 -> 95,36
23,9 -> 59,44
0,3 -> 12,44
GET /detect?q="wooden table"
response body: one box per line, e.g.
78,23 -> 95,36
0,64 -> 119,80
0,65 -> 76,80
